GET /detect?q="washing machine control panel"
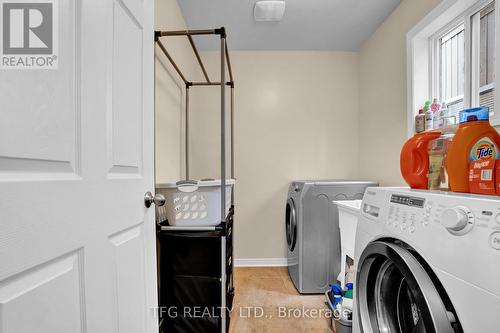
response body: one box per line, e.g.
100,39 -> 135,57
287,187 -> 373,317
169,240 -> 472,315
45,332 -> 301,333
386,195 -> 478,237
383,190 -> 500,247
386,194 -> 429,234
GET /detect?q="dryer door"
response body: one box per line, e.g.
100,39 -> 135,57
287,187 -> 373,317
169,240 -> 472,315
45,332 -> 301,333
356,241 -> 462,333
286,198 -> 297,252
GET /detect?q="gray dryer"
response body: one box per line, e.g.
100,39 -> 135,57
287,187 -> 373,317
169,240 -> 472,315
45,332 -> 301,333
286,180 -> 378,294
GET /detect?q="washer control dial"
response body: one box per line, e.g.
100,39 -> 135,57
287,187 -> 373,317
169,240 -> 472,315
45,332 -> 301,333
489,232 -> 500,250
440,206 -> 474,235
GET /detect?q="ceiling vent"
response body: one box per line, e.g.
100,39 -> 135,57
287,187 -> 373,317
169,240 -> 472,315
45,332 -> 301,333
254,1 -> 286,22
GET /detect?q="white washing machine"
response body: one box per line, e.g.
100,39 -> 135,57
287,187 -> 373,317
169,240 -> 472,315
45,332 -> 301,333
353,187 -> 500,333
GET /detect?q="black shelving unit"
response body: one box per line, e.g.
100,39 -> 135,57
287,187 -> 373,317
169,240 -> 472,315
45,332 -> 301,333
154,27 -> 235,333
157,209 -> 234,333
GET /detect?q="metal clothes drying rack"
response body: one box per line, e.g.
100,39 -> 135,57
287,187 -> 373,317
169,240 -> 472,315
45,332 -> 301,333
155,27 -> 235,333
155,27 -> 234,226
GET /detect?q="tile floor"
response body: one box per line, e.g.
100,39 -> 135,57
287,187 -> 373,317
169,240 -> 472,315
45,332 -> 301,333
229,267 -> 334,333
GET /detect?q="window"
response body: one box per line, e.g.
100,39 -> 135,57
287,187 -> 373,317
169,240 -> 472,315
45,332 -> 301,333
430,0 -> 496,124
477,3 -> 495,114
439,25 -> 466,119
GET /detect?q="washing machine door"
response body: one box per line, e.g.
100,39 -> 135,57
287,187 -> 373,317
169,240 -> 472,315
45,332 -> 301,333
356,241 -> 462,333
286,198 -> 297,252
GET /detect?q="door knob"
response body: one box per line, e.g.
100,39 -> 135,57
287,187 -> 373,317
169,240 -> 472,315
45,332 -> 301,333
144,192 -> 166,208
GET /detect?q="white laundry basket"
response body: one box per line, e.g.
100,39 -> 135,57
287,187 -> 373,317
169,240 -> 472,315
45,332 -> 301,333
156,179 -> 235,227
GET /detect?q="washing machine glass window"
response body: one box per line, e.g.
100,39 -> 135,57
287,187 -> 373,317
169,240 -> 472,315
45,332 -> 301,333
286,198 -> 297,252
357,241 -> 462,333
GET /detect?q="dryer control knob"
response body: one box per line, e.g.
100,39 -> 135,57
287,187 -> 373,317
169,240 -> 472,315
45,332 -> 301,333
441,206 -> 474,235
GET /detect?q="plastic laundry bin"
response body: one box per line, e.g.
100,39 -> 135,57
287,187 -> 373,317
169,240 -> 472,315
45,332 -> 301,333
334,200 -> 362,288
156,179 -> 235,227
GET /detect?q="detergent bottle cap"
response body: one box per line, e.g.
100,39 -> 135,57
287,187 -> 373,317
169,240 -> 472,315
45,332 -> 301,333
459,107 -> 489,123
330,284 -> 343,295
423,100 -> 432,111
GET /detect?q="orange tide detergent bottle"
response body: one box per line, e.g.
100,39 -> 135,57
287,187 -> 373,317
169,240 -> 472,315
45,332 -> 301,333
446,107 -> 500,193
401,131 -> 441,189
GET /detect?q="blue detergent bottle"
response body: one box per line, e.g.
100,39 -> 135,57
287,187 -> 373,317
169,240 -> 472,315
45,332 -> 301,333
329,284 -> 343,307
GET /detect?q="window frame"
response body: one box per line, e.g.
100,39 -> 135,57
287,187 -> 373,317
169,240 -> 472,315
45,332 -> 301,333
407,0 -> 500,138
429,0 -> 494,112
430,22 -> 466,106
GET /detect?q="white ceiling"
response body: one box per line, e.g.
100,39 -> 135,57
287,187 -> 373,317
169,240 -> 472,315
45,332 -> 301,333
177,0 -> 401,51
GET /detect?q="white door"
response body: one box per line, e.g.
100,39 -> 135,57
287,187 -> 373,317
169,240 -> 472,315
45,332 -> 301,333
0,0 -> 158,332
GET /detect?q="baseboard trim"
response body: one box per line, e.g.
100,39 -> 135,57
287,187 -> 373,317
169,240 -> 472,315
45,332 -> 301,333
234,258 -> 288,267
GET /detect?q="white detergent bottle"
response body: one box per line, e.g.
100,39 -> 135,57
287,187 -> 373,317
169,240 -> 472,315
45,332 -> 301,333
438,102 -> 449,129
431,98 -> 441,129
424,100 -> 433,130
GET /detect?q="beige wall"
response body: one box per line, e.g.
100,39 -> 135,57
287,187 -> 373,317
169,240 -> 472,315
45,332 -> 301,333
188,52 -> 360,259
155,0 -> 201,183
358,0 -> 441,186
154,0 -> 443,260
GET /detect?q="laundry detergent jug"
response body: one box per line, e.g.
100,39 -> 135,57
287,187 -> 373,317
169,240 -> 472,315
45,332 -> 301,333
401,131 -> 441,189
446,107 -> 500,193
